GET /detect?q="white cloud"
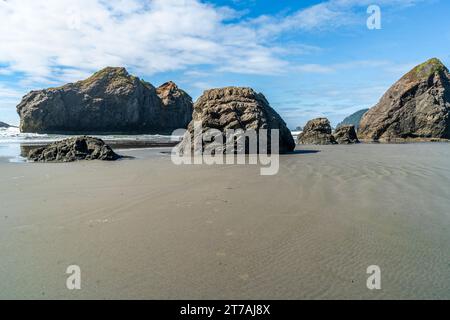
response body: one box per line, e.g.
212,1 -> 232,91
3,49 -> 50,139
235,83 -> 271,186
0,0 -> 289,84
0,0 -> 427,85
0,84 -> 23,101
0,84 -> 25,123
250,0 -> 425,38
295,64 -> 336,74
294,60 -> 392,74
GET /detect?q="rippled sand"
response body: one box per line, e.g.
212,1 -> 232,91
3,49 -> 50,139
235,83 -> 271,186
0,144 -> 449,299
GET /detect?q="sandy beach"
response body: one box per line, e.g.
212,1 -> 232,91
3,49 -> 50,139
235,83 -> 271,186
0,143 -> 449,299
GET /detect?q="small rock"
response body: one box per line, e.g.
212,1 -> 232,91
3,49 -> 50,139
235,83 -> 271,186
297,118 -> 337,145
334,125 -> 360,144
27,136 -> 121,162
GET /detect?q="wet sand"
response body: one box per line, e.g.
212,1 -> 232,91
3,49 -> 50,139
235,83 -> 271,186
0,144 -> 449,299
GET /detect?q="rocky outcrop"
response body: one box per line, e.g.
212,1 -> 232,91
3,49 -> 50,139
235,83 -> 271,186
359,58 -> 450,141
0,121 -> 10,128
333,125 -> 359,144
177,87 -> 295,154
337,109 -> 369,130
297,118 -> 337,145
17,67 -> 193,134
27,136 -> 121,162
156,81 -> 193,132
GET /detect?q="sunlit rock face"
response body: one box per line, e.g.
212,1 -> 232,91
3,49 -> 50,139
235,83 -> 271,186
17,67 -> 193,134
177,87 -> 295,155
359,58 -> 450,142
297,118 -> 337,145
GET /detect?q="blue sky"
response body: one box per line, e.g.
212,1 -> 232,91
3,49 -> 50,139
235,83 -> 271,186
1,0 -> 450,128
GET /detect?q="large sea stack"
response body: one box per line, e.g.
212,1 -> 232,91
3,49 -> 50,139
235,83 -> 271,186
177,87 -> 295,154
17,67 -> 193,134
359,58 -> 450,141
297,118 -> 337,145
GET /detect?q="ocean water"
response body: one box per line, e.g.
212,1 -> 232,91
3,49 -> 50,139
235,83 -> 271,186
0,127 -> 181,162
0,126 -> 182,144
0,127 -> 301,162
0,126 -> 49,144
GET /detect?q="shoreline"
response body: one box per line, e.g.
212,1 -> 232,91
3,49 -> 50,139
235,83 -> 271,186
1,139 -> 450,164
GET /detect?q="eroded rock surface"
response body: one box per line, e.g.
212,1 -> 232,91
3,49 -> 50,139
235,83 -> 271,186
359,58 -> 450,141
297,118 -> 337,145
27,136 -> 121,162
156,81 -> 193,133
334,125 -> 359,144
17,67 -> 193,134
177,87 -> 295,154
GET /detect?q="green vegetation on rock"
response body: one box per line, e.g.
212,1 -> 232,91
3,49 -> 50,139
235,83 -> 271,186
404,58 -> 448,81
79,67 -> 137,89
358,57 -> 450,141
17,66 -> 194,134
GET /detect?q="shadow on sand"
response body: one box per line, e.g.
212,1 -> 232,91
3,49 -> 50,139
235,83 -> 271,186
286,150 -> 321,155
160,149 -> 321,156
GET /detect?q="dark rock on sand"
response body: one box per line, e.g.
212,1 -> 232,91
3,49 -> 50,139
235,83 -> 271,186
333,125 -> 360,144
337,109 -> 369,130
17,67 -> 193,134
27,136 -> 121,162
177,87 -> 295,154
359,58 -> 450,141
297,118 -> 337,145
